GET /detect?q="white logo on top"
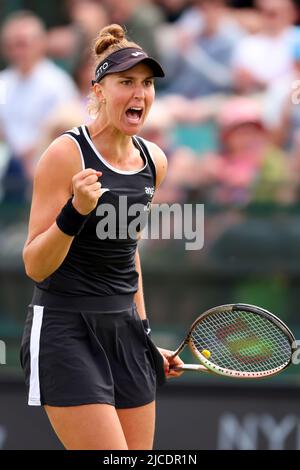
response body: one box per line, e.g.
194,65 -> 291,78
131,52 -> 145,57
97,62 -> 109,78
145,186 -> 154,197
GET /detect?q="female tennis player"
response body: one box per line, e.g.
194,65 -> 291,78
20,24 -> 183,450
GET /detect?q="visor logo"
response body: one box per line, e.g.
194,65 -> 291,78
131,51 -> 145,57
96,61 -> 109,78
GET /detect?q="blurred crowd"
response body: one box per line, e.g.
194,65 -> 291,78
1,0 -> 300,211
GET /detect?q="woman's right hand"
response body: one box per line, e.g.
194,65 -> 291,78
72,168 -> 108,215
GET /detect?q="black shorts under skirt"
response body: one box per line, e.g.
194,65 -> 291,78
20,302 -> 165,409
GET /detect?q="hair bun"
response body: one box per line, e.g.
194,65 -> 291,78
95,24 -> 126,56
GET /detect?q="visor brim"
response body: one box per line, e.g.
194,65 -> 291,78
107,56 -> 165,78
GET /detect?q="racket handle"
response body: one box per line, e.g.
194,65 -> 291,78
171,364 -> 212,373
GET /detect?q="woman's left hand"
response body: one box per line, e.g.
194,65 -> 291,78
157,348 -> 184,378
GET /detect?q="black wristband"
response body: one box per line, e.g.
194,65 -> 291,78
142,318 -> 151,336
56,198 -> 89,236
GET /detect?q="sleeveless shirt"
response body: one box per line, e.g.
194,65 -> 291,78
36,125 -> 156,304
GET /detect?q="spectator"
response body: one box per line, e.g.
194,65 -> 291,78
232,0 -> 299,93
0,11 -> 79,199
198,97 -> 292,206
161,0 -> 244,98
176,0 -> 245,39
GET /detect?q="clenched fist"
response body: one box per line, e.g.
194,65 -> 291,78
72,168 -> 109,215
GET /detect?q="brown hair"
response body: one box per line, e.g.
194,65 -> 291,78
88,24 -> 141,116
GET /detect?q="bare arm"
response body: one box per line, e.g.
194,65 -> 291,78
134,140 -> 168,320
23,136 -> 103,282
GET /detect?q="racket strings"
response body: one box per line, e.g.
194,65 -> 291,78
190,310 -> 291,373
200,313 -> 290,372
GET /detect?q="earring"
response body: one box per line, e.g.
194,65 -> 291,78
101,99 -> 106,104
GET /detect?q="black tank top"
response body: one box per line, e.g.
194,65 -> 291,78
36,125 -> 156,305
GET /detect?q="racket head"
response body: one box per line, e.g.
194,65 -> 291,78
187,303 -> 297,379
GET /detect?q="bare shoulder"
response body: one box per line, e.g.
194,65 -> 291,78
27,135 -> 84,241
143,138 -> 168,188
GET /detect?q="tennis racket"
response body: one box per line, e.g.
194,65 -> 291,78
170,304 -> 297,378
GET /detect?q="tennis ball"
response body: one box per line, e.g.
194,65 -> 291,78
202,349 -> 211,359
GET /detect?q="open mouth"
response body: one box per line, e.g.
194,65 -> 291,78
125,107 -> 143,123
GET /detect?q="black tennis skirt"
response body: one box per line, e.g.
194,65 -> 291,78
20,291 -> 166,409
